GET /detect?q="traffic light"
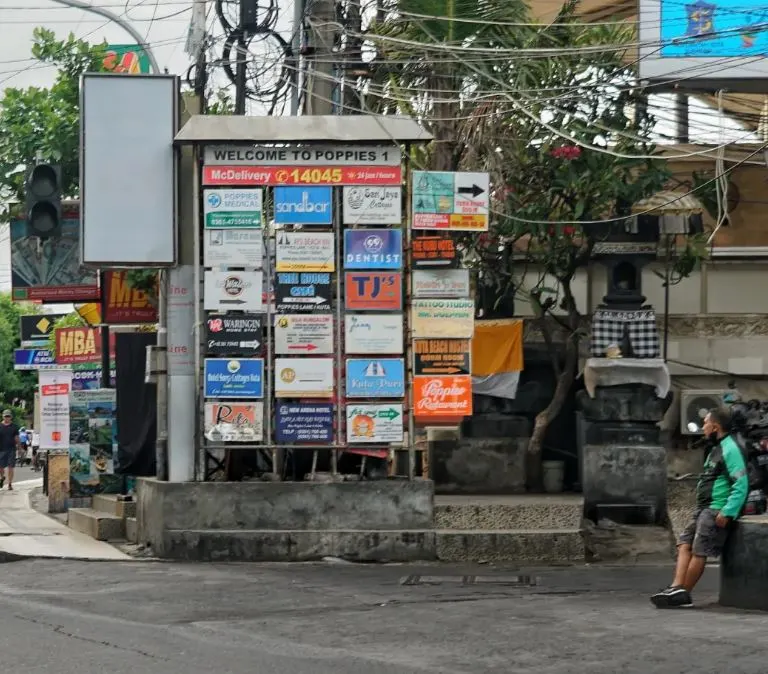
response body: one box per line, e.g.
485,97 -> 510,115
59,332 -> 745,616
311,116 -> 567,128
26,163 -> 61,238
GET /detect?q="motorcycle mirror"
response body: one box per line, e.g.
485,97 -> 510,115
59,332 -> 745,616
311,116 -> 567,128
687,422 -> 701,433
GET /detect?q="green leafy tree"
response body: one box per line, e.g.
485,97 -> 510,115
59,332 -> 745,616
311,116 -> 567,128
0,294 -> 43,406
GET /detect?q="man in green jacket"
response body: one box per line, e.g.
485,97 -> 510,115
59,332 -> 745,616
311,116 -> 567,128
651,407 -> 749,608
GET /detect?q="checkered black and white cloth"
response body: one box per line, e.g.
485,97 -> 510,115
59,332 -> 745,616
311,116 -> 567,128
590,308 -> 660,359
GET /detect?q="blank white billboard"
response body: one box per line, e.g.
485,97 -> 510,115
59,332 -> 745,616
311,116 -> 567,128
80,73 -> 178,266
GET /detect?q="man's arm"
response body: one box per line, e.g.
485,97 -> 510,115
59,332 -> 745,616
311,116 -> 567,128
721,437 -> 749,519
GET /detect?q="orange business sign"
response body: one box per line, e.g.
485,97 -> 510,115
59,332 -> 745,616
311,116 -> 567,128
413,375 -> 473,418
103,271 -> 158,324
55,327 -> 116,365
344,272 -> 402,311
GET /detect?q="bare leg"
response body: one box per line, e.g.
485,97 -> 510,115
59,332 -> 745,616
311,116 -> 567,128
7,464 -> 14,488
682,555 -> 707,592
672,544 -> 692,587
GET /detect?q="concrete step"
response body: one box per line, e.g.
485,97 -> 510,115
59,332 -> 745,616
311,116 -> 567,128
92,494 -> 136,519
436,529 -> 584,563
125,517 -> 138,544
68,508 -> 125,542
162,529 -> 436,562
434,497 -> 583,531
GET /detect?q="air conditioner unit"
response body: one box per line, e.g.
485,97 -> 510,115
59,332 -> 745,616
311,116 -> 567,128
679,389 -> 732,435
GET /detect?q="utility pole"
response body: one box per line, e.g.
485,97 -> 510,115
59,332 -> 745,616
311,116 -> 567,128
290,0 -> 305,115
305,0 -> 337,115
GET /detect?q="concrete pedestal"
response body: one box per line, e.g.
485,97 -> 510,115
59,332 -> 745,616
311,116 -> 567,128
720,515 -> 768,612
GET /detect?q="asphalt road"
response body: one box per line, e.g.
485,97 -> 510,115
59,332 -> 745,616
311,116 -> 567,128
0,560 -> 765,673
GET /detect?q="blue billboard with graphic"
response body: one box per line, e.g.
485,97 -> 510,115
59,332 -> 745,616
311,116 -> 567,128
344,229 -> 402,270
204,358 -> 264,398
274,186 -> 333,224
345,358 -> 405,398
13,348 -> 55,370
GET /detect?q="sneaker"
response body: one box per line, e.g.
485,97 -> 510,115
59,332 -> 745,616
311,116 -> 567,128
651,586 -> 693,608
7,484 -> 12,490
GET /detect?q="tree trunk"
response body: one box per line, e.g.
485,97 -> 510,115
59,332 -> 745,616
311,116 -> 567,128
526,334 -> 579,491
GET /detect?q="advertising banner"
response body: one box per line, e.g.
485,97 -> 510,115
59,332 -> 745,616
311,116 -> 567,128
342,186 -> 402,225
55,327 -> 116,365
345,359 -> 405,398
412,170 -> 489,231
71,364 -> 116,390
204,145 -> 401,166
275,403 -> 334,443
103,271 -> 158,324
11,203 -> 99,303
205,314 -> 262,355
202,166 -> 403,187
346,404 -> 404,444
412,234 -> 459,268
103,44 -> 152,73
344,314 -> 404,354
203,229 -> 264,268
275,232 -> 335,272
168,265 -> 195,376
275,272 -> 332,313
203,271 -> 263,312
413,375 -> 473,418
204,358 -> 264,399
273,186 -> 333,224
414,339 -> 471,375
411,299 -> 475,338
14,348 -> 56,371
204,402 -> 264,442
275,314 -> 334,354
69,388 -> 119,497
344,272 -> 402,310
203,188 -> 263,228
274,358 -> 334,398
20,313 -> 67,347
39,369 -> 73,450
343,229 -> 402,270
412,269 -> 470,298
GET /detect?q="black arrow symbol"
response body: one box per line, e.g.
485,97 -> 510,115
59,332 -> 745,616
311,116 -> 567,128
220,299 -> 247,304
458,184 -> 484,198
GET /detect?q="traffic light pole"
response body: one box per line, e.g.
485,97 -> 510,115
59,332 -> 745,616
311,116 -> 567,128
99,271 -> 111,389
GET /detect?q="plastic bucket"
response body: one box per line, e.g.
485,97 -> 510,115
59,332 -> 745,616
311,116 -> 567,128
542,460 -> 565,494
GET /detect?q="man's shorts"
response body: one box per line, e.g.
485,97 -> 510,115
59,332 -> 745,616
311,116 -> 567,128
678,508 -> 730,558
0,449 -> 14,469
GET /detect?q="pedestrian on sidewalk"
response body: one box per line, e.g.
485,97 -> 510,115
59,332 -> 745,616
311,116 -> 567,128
651,407 -> 748,609
0,410 -> 20,491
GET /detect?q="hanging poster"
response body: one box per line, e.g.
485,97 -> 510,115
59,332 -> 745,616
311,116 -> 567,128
342,186 -> 402,225
275,232 -> 335,272
39,369 -> 73,451
414,339 -> 471,375
204,358 -> 264,399
275,403 -> 334,443
411,234 -> 459,268
275,272 -> 332,313
411,299 -> 474,338
275,314 -> 334,354
204,402 -> 264,442
412,269 -> 470,298
344,229 -> 402,269
413,375 -> 473,418
203,188 -> 263,228
346,404 -> 404,444
274,358 -> 334,398
344,314 -> 404,354
345,358 -> 405,398
203,229 -> 264,268
344,272 -> 402,311
205,314 -> 262,355
203,271 -> 263,312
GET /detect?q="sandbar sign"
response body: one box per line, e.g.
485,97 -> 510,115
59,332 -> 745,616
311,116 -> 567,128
203,189 -> 263,228
276,232 -> 335,272
275,403 -> 334,443
346,404 -> 404,444
345,359 -> 405,398
274,314 -> 334,354
344,272 -> 402,311
344,314 -> 404,354
204,271 -> 263,312
204,402 -> 264,442
275,358 -> 334,398
275,272 -> 332,313
342,186 -> 402,225
274,186 -> 332,225
414,339 -> 471,375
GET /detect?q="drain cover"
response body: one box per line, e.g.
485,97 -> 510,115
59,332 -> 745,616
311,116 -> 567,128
400,575 -> 538,587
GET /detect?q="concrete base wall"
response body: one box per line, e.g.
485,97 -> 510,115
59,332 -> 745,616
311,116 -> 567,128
720,516 -> 768,612
137,478 -> 435,561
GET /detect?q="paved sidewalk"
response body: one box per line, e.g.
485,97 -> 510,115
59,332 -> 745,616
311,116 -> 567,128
0,479 -> 129,561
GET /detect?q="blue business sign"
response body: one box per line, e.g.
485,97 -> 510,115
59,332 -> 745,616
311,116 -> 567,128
345,358 -> 405,398
274,186 -> 333,225
13,348 -> 56,370
344,229 -> 402,270
275,403 -> 334,443
204,358 -> 264,398
72,367 -> 116,390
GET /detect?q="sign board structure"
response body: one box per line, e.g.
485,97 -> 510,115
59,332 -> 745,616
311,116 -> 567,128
412,171 -> 489,231
80,73 -> 178,266
638,0 -> 768,91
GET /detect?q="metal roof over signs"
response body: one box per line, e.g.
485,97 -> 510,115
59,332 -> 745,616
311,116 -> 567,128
174,114 -> 433,145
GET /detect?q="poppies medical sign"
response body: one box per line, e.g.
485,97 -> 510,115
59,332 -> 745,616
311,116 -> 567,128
343,229 -> 402,270
203,189 -> 263,228
342,186 -> 402,225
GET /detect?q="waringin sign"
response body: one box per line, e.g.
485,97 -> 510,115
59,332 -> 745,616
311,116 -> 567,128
205,314 -> 262,355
